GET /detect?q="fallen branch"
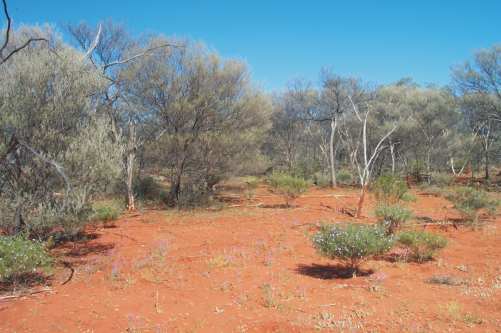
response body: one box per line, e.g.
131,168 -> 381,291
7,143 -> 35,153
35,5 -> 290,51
0,287 -> 53,301
61,262 -> 75,285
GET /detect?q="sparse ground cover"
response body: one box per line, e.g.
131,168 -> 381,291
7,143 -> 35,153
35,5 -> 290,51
1,182 -> 500,333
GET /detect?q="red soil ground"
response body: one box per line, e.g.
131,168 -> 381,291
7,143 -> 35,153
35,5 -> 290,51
1,186 -> 500,332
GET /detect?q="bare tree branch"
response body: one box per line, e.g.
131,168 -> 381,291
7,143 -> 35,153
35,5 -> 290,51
0,0 -> 49,66
82,23 -> 102,61
0,37 -> 48,65
102,43 -> 180,72
0,0 -> 11,56
0,135 -> 71,193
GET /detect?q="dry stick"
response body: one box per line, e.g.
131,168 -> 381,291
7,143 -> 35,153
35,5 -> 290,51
61,262 -> 75,285
0,0 -> 50,66
0,287 -> 53,301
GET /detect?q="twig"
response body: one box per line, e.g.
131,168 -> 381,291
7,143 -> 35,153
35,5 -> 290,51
1,0 -> 49,66
0,287 -> 53,301
61,262 -> 75,285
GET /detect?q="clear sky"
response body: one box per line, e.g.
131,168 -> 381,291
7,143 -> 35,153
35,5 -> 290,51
6,0 -> 501,91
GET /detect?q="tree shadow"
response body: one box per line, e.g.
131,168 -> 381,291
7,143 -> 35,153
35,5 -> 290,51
52,231 -> 100,245
0,272 -> 52,293
295,263 -> 373,279
260,203 -> 296,209
64,242 -> 115,257
415,216 -> 466,230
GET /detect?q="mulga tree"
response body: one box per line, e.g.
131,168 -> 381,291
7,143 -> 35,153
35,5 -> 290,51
122,42 -> 271,205
266,81 -> 321,176
452,44 -> 501,179
0,25 -> 123,237
68,21 -> 178,210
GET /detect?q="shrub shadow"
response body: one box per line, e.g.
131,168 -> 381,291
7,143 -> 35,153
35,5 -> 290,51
260,203 -> 296,209
0,272 -> 52,293
64,242 -> 115,257
295,263 -> 373,279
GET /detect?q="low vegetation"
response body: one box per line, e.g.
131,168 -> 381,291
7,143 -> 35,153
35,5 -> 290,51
242,176 -> 260,200
447,187 -> 498,227
0,235 -> 52,284
373,175 -> 413,234
397,230 -> 448,262
336,170 -> 353,186
268,172 -> 309,207
92,200 -> 124,224
312,224 -> 394,275
375,205 -> 413,235
430,173 -> 455,187
373,175 -> 409,205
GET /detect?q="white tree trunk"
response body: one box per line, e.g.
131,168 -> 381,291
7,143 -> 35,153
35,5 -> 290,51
126,121 -> 136,211
329,118 -> 338,187
390,143 -> 395,174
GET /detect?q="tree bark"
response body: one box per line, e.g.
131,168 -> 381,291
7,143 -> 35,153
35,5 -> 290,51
484,147 -> 489,180
390,143 -> 395,174
329,118 -> 337,187
126,121 -> 136,211
356,184 -> 367,218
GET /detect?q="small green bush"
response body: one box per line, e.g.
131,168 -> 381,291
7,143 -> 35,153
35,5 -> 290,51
0,235 -> 53,283
336,169 -> 353,186
313,224 -> 394,273
401,192 -> 417,202
409,160 -> 426,182
268,172 -> 309,207
430,173 -> 455,187
134,176 -> 165,201
447,187 -> 498,226
375,204 -> 412,234
94,206 -> 119,222
312,172 -> 331,188
418,184 -> 447,197
92,200 -> 123,223
242,176 -> 260,200
373,175 -> 409,205
397,230 -> 447,262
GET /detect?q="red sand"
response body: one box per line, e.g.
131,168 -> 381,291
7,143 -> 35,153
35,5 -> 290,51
1,186 -> 500,332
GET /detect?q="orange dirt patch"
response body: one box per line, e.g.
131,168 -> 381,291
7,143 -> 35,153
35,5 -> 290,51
1,186 -> 500,332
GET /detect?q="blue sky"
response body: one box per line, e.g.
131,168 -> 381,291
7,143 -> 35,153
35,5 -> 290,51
7,0 -> 501,91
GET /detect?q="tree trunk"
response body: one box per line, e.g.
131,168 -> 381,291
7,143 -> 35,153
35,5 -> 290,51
13,205 -> 25,235
426,146 -> 432,175
168,178 -> 181,205
484,147 -> 489,180
168,156 -> 187,205
356,184 -> 367,218
390,144 -> 395,174
126,121 -> 136,211
329,118 -> 337,187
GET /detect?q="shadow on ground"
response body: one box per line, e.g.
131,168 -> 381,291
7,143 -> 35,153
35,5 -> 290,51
295,263 -> 373,279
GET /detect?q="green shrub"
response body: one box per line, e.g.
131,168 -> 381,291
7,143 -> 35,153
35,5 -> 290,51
94,206 -> 119,222
409,160 -> 426,181
312,224 -> 394,274
418,184 -> 447,197
92,200 -> 123,223
430,173 -> 455,187
397,230 -> 447,262
312,172 -> 331,188
373,175 -> 409,205
134,176 -> 165,201
0,235 -> 53,283
375,204 -> 412,234
242,176 -> 260,200
336,169 -> 353,186
268,172 -> 309,207
401,192 -> 417,202
447,187 -> 498,226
